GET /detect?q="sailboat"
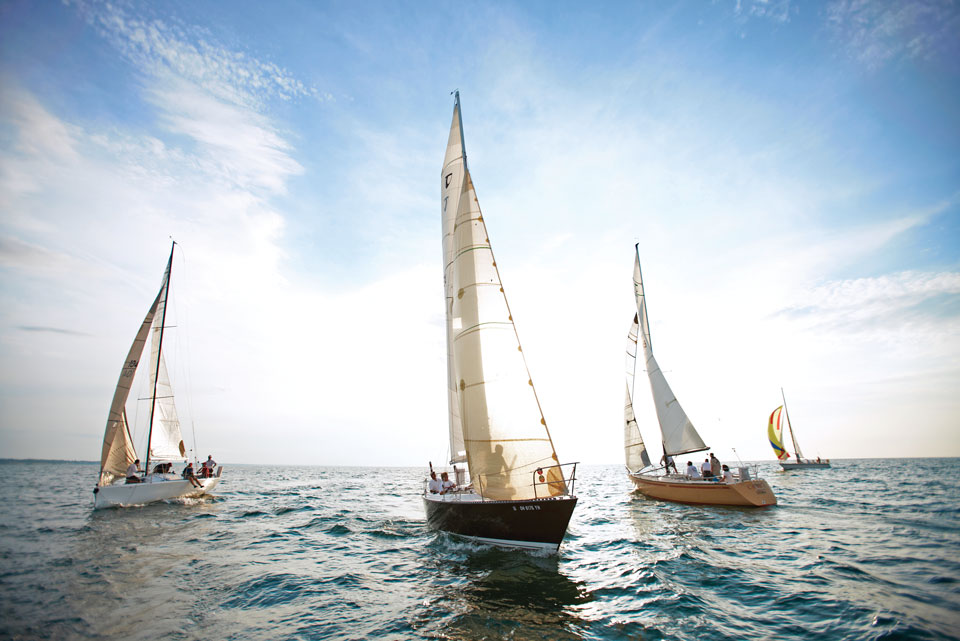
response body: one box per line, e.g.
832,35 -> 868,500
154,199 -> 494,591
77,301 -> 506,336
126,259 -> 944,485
422,92 -> 578,552
624,245 -> 776,506
93,241 -> 222,508
768,388 -> 831,469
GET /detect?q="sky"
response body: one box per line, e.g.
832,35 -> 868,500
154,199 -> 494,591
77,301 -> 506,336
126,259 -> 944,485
0,0 -> 958,467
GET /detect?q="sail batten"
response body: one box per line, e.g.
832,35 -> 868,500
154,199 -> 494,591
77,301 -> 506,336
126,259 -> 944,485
440,96 -> 564,498
632,246 -> 708,458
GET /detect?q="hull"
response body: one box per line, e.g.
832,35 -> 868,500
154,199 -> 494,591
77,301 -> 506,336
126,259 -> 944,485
628,473 -> 776,507
780,461 -> 831,469
423,492 -> 577,552
94,473 -> 221,509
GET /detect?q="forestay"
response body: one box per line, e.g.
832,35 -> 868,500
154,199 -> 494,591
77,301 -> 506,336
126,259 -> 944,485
624,314 -> 651,472
441,95 -> 565,500
632,246 -> 708,457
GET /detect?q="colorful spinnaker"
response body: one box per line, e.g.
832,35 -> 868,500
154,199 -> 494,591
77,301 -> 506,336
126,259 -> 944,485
767,405 -> 790,461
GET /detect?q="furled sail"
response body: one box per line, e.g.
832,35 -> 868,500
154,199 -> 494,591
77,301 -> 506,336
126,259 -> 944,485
768,405 -> 790,461
442,94 -> 565,500
624,314 -> 651,472
632,246 -> 708,457
98,250 -> 172,485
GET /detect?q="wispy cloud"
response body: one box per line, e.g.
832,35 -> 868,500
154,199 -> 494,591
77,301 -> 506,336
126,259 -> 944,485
826,0 -> 960,70
71,0 -> 315,106
17,325 -> 91,336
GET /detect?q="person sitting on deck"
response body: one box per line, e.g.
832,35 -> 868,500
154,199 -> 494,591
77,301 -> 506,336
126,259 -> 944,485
182,463 -> 202,488
153,462 -> 173,475
721,464 -> 734,483
428,471 -> 442,494
686,461 -> 701,479
125,459 -> 142,483
440,472 -> 457,494
701,458 -> 713,478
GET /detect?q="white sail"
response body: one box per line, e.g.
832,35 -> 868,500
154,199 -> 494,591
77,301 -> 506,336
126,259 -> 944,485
98,253 -> 171,485
146,331 -> 186,463
781,388 -> 805,460
624,314 -> 651,472
442,94 -> 564,500
633,246 -> 707,457
441,99 -> 467,464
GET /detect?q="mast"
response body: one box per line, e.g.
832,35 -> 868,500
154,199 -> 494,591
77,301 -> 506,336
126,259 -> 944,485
454,90 -> 467,172
781,387 -> 803,460
143,241 -> 175,474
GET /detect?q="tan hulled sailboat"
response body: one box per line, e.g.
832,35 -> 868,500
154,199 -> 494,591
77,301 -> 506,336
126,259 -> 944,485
625,245 -> 776,507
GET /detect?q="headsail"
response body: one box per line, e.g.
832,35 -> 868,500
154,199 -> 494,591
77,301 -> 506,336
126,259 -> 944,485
146,336 -> 186,463
632,245 -> 708,457
624,314 -> 651,472
767,405 -> 790,461
98,248 -> 173,485
441,94 -> 565,500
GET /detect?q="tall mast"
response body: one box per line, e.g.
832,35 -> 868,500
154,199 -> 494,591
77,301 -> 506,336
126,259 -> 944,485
454,90 -> 467,172
144,241 -> 175,474
781,387 -> 803,460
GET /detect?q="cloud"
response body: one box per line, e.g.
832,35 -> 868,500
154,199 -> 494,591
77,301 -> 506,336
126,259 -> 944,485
17,326 -> 91,336
826,0 -> 960,70
71,0 -> 315,106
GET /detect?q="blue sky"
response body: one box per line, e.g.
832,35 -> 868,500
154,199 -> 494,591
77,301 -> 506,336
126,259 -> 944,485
1,0 -> 958,466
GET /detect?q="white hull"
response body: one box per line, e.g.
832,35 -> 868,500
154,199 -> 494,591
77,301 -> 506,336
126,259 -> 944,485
94,472 -> 221,508
780,461 -> 830,469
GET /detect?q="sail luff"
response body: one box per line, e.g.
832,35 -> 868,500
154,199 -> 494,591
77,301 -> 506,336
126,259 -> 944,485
442,98 -> 467,464
143,242 -> 175,474
633,246 -> 708,457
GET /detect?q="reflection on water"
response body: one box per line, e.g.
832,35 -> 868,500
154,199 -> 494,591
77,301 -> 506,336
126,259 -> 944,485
1,459 -> 957,640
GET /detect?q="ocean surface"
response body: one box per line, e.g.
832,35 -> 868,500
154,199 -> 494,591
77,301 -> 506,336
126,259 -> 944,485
1,459 -> 958,640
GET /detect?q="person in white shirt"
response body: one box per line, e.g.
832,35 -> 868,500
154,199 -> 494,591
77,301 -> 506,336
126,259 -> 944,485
428,471 -> 442,494
201,455 -> 217,478
721,464 -> 734,483
440,472 -> 456,494
125,459 -> 142,484
701,458 -> 713,478
686,461 -> 701,479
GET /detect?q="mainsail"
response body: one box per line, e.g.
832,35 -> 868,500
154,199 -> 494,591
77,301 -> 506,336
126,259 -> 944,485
624,314 -> 651,472
781,388 -> 804,460
632,245 -> 708,457
767,405 -> 790,461
98,247 -> 173,485
441,93 -> 564,500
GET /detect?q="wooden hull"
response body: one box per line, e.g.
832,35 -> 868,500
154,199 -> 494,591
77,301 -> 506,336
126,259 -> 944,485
93,470 -> 222,508
628,473 -> 776,507
423,492 -> 577,552
780,461 -> 830,469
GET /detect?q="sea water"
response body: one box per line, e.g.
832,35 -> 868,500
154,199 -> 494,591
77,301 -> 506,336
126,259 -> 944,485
0,459 -> 957,640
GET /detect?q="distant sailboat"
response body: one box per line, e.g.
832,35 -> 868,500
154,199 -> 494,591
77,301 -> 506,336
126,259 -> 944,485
625,245 -> 776,506
768,388 -> 831,470
422,92 -> 578,552
93,241 -> 222,508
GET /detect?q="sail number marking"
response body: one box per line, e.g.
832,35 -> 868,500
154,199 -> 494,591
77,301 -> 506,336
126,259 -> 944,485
513,505 -> 541,511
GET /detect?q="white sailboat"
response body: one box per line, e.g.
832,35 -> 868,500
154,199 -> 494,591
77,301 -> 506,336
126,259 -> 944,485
625,245 -> 776,506
768,388 -> 831,470
93,241 -> 222,508
422,92 -> 578,552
